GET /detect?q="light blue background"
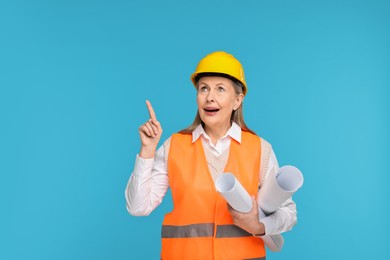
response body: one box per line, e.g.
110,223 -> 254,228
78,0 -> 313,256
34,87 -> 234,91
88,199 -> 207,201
1,0 -> 389,259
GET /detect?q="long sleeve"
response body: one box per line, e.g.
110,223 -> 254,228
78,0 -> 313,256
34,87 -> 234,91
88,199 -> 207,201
259,146 -> 298,236
125,139 -> 170,216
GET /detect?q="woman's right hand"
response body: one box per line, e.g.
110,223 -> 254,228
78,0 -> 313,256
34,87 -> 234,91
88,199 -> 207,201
138,100 -> 163,159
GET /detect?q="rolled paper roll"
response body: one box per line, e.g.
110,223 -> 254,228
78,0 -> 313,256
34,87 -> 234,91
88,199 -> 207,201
258,208 -> 284,252
258,165 -> 304,215
215,172 -> 252,213
215,165 -> 304,252
262,234 -> 284,252
216,173 -> 285,252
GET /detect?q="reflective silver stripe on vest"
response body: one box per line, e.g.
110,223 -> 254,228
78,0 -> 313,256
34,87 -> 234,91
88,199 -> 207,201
244,257 -> 266,260
162,223 -> 214,238
162,224 -> 255,238
216,224 -> 253,238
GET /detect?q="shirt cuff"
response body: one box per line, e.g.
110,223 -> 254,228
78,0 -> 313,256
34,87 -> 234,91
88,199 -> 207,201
134,154 -> 155,177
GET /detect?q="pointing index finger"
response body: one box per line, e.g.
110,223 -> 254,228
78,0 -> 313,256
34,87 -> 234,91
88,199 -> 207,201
145,100 -> 157,120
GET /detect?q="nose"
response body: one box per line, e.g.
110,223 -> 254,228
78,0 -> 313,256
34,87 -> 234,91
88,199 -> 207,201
206,89 -> 215,102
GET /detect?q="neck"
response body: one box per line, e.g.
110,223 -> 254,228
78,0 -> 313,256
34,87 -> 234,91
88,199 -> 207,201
204,122 -> 231,145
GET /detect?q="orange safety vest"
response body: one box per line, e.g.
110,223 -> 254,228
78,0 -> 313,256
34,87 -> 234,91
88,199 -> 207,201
161,131 -> 265,260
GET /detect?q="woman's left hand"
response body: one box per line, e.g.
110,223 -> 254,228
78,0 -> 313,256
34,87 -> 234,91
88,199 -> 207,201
227,195 -> 266,236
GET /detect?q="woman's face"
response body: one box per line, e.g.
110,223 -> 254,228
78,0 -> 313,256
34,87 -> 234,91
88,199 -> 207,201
196,76 -> 244,131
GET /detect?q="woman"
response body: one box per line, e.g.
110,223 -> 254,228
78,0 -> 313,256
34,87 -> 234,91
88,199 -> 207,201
125,51 -> 297,259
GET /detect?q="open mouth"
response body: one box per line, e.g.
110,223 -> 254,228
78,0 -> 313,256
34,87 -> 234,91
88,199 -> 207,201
204,108 -> 220,113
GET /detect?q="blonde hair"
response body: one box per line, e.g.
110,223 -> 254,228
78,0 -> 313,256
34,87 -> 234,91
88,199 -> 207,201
179,78 -> 256,135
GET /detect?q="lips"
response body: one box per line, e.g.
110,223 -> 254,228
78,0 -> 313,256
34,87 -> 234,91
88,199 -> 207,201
204,107 -> 220,112
203,107 -> 220,116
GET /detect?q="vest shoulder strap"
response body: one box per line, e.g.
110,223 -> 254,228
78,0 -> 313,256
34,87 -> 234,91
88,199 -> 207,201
259,137 -> 272,187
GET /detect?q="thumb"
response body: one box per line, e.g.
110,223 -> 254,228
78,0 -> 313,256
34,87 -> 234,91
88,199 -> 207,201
251,195 -> 258,207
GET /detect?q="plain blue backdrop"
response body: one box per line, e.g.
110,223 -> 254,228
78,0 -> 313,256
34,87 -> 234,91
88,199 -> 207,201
1,0 -> 389,259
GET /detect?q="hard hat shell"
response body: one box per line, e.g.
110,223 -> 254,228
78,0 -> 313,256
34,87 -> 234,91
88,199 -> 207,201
191,51 -> 247,95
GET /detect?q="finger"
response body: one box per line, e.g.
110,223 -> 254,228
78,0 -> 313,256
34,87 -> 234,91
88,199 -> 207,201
150,118 -> 161,130
149,119 -> 159,135
144,122 -> 156,137
140,125 -> 152,137
251,195 -> 256,204
251,195 -> 258,212
140,122 -> 154,137
146,100 -> 157,121
227,204 -> 238,213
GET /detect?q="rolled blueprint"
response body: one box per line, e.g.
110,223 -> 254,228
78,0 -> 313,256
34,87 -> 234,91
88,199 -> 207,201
258,165 -> 304,214
215,165 -> 304,252
215,172 -> 252,213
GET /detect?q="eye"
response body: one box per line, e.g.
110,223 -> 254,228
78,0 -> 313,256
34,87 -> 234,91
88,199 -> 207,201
218,86 -> 225,92
199,86 -> 208,92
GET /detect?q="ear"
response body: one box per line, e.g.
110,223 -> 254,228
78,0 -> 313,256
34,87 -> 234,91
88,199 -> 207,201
234,94 -> 244,110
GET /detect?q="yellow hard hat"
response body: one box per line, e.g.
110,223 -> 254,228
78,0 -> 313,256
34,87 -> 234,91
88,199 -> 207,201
191,51 -> 247,95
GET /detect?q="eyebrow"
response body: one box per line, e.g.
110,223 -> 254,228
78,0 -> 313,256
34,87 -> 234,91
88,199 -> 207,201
198,81 -> 227,87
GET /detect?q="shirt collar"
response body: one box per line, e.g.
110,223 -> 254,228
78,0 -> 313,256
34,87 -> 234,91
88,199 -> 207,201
192,122 -> 242,144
